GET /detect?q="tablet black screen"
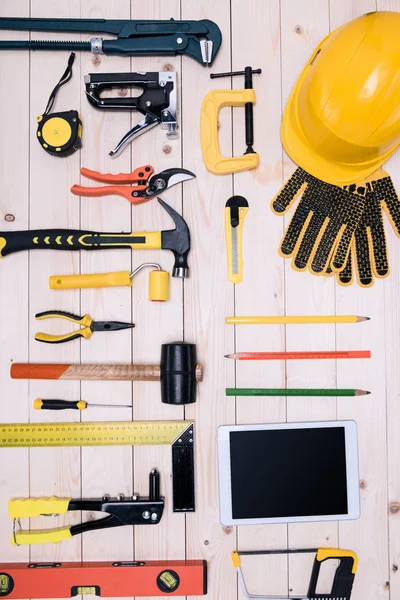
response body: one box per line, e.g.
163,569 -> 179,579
229,427 -> 348,519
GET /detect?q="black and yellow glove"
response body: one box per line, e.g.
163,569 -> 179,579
335,170 -> 400,287
271,167 -> 367,275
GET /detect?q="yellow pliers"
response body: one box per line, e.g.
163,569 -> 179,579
35,310 -> 135,344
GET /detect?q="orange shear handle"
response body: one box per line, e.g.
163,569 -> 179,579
70,184 -> 149,204
80,165 -> 154,184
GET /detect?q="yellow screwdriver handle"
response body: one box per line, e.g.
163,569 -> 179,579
11,526 -> 73,546
201,89 -> 259,174
34,399 -> 87,411
49,271 -> 133,290
9,497 -> 71,518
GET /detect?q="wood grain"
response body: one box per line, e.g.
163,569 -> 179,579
0,1 -> 399,599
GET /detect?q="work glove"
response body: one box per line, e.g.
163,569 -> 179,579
271,167 -> 367,275
333,170 -> 400,287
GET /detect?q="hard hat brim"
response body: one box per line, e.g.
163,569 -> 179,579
281,30 -> 397,186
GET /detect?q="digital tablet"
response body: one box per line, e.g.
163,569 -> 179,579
217,421 -> 360,526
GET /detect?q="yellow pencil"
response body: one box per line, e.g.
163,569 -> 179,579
226,315 -> 370,325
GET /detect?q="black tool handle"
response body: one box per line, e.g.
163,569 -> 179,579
308,554 -> 356,599
0,17 -> 127,35
35,399 -> 86,411
0,229 -> 148,257
103,36 -> 187,57
244,66 -> 255,154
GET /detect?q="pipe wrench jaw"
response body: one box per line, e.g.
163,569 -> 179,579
84,71 -> 178,156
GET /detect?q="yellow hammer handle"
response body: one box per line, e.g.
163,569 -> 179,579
11,526 -> 72,546
49,271 -> 133,290
9,497 -> 71,518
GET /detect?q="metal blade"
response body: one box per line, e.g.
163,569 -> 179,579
93,321 -> 135,332
231,226 -> 239,275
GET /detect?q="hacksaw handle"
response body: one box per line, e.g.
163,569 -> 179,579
11,363 -> 204,382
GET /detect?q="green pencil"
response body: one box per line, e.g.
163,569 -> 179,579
226,388 -> 370,397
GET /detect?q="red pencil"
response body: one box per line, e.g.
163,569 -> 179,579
225,350 -> 371,360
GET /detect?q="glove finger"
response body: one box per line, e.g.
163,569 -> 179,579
278,202 -> 312,258
354,227 -> 373,287
369,214 -> 389,278
373,174 -> 400,235
271,167 -> 308,214
292,212 -> 326,271
309,220 -> 341,274
331,222 -> 358,272
335,245 -> 353,286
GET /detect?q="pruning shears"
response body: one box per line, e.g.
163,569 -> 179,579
71,166 -> 195,205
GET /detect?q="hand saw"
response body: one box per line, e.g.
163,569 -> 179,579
232,548 -> 358,600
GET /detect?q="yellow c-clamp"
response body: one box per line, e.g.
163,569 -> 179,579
200,66 -> 261,175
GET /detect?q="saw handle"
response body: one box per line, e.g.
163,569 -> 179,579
0,229 -> 161,257
309,549 -> 358,599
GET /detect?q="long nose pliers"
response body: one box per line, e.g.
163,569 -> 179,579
35,310 -> 135,344
70,165 -> 195,205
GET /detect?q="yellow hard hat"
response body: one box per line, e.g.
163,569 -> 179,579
282,11 -> 400,185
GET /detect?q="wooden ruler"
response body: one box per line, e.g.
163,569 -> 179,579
0,420 -> 195,513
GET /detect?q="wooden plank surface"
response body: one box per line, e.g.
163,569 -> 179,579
0,1 -> 400,599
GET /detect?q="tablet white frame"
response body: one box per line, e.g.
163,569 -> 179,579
217,420 -> 360,526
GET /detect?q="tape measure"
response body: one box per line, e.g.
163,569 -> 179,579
0,420 -> 191,448
36,110 -> 82,157
36,53 -> 82,158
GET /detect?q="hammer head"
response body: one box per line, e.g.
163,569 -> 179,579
160,342 -> 201,405
158,198 -> 191,278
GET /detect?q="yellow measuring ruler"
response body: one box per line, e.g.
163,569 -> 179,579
0,420 -> 192,447
0,420 -> 195,513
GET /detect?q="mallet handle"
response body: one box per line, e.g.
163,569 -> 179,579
11,363 -> 204,382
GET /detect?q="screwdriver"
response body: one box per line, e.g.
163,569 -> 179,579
34,398 -> 132,411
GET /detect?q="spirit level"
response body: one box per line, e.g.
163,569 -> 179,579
0,560 -> 207,598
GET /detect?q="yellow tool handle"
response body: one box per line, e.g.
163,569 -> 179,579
231,551 -> 241,567
11,526 -> 73,546
49,271 -> 133,290
35,328 -> 92,343
316,548 -> 358,573
35,311 -> 93,326
9,497 -> 71,518
34,399 -> 88,411
78,231 -> 162,249
201,89 -> 259,175
225,205 -> 248,284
